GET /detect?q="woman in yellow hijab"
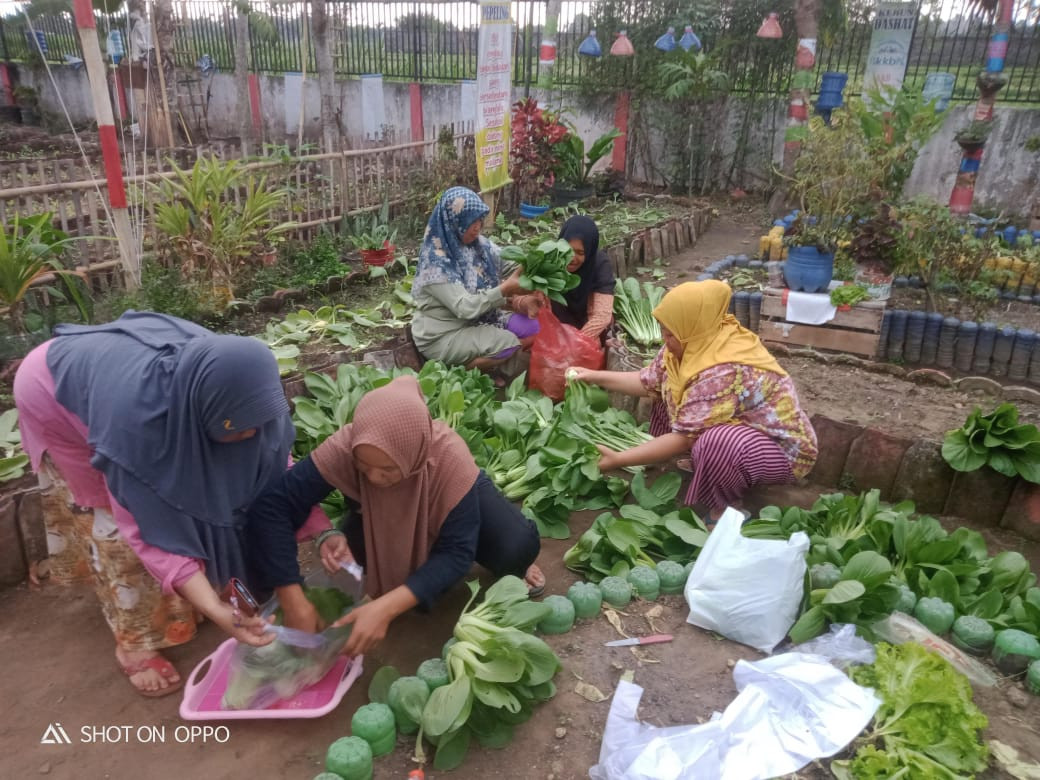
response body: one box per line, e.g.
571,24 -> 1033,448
569,281 -> 817,522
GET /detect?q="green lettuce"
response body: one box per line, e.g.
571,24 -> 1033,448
832,642 -> 989,779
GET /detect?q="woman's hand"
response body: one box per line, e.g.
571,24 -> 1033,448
567,366 -> 599,385
513,293 -> 545,318
220,603 -> 275,647
280,599 -> 324,636
500,268 -> 526,298
334,600 -> 393,657
319,532 -> 355,575
596,444 -> 623,472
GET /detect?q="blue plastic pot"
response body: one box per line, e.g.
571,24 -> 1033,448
817,72 -> 849,110
783,246 -> 835,293
519,202 -> 550,219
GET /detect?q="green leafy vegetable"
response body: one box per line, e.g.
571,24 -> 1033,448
942,403 -> 1040,483
387,676 -> 430,735
499,238 -> 581,305
829,284 -> 871,307
1027,659 -> 1040,695
612,277 -> 665,348
368,665 -> 400,705
832,642 -> 989,779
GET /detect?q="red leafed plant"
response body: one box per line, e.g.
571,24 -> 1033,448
510,98 -> 568,205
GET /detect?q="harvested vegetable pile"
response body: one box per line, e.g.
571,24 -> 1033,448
358,576 -> 561,772
741,490 -> 1040,654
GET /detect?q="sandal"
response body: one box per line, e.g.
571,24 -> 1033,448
119,655 -> 184,699
525,564 -> 546,599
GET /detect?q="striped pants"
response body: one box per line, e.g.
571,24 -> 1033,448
649,403 -> 794,512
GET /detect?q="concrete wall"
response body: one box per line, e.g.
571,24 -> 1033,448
20,65 -> 1040,215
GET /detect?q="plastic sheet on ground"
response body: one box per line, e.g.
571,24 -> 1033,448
589,653 -> 880,780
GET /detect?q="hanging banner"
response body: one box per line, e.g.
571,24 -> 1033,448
862,2 -> 917,102
475,0 -> 513,192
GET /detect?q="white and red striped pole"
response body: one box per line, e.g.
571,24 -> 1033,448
72,0 -> 139,286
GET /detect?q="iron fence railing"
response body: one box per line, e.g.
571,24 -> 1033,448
0,0 -> 1038,102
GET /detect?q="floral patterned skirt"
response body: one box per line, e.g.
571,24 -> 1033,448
39,455 -> 199,651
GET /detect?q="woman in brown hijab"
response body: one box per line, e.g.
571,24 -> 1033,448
246,375 -> 543,655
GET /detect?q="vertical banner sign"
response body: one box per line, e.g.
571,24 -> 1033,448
863,2 -> 916,101
476,1 -> 513,192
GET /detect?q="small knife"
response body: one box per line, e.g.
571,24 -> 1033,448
604,634 -> 673,647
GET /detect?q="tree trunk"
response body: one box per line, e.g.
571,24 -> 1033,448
311,0 -> 338,152
233,5 -> 253,155
768,0 -> 819,216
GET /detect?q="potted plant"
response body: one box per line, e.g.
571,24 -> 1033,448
849,203 -> 899,300
955,121 -> 991,154
782,113 -> 873,292
0,212 -> 89,341
551,125 -> 623,206
349,201 -> 397,267
509,98 -> 568,217
14,86 -> 39,126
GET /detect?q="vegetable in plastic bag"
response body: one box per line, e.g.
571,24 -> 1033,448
599,575 -> 632,607
387,676 -> 430,735
417,658 -> 450,691
913,596 -> 955,635
351,702 -> 396,757
810,562 -> 841,590
951,615 -> 995,656
992,629 -> 1040,675
627,565 -> 660,600
538,595 -> 576,635
325,736 -> 373,780
656,561 -> 687,595
566,581 -> 602,619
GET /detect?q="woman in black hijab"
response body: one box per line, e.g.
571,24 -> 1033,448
553,215 -> 616,340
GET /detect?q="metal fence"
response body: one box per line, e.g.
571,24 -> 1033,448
1,0 -> 1039,102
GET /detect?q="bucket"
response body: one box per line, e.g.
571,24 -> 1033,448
854,270 -> 892,301
922,72 -> 955,112
783,246 -> 835,293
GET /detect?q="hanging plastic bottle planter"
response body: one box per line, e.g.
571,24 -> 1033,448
610,30 -> 635,57
654,27 -> 677,52
756,13 -> 783,39
578,30 -> 602,58
679,25 -> 702,52
815,71 -> 848,124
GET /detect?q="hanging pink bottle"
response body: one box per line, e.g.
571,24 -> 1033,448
756,13 -> 783,39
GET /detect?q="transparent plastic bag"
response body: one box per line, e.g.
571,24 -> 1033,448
221,568 -> 364,710
792,624 -> 876,669
870,612 -> 999,687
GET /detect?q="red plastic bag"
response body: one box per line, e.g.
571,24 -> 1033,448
529,307 -> 604,401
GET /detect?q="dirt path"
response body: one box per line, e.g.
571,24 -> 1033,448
2,203 -> 1039,780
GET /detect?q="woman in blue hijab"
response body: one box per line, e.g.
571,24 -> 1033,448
14,311 -> 328,697
411,187 -> 543,374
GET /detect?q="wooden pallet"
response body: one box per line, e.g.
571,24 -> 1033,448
758,287 -> 886,357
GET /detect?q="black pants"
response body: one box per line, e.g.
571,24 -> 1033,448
341,472 -> 540,581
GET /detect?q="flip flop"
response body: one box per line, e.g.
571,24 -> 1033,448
525,565 -> 546,599
119,655 -> 184,699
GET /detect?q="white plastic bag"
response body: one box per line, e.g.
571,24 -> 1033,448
685,507 -> 810,653
589,653 -> 880,780
792,623 -> 876,669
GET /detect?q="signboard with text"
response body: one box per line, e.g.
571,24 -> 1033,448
863,2 -> 917,102
476,1 -> 513,192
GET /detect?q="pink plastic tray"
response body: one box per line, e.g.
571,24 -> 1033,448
179,638 -> 364,721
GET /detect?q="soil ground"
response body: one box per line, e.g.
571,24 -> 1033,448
2,200 -> 1039,780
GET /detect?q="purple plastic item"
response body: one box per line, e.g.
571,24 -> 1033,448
180,638 -> 364,721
